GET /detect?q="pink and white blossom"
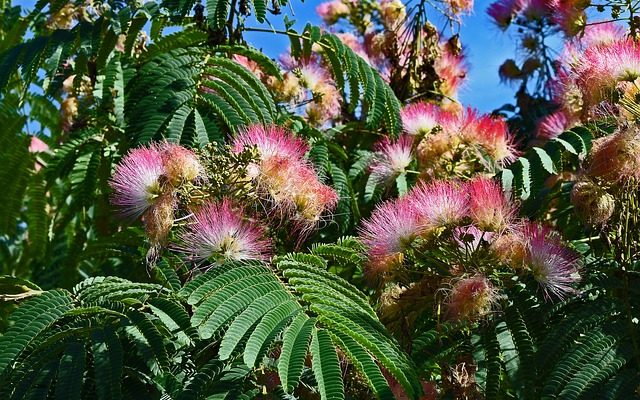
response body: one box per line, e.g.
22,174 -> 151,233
178,199 -> 271,262
369,135 -> 414,185
467,177 -> 515,231
110,144 -> 165,219
409,180 -> 468,229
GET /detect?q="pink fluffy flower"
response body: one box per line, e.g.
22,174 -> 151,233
461,110 -> 518,163
232,55 -> 264,79
575,23 -> 626,49
446,275 -> 498,321
536,110 -> 574,140
283,163 -> 340,232
409,180 -> 468,229
29,136 -> 49,171
298,62 -> 331,92
233,125 -> 338,234
587,127 -> 640,182
369,135 -> 414,185
549,0 -> 587,36
316,0 -> 351,25
360,197 -> 422,279
178,199 -> 271,262
160,143 -> 203,185
284,60 -> 343,126
29,136 -> 49,153
575,39 -> 640,106
306,83 -> 343,126
232,125 -> 309,161
518,0 -> 552,19
401,102 -> 443,136
110,144 -> 165,219
524,223 -> 580,300
467,177 -> 515,232
379,0 -> 407,30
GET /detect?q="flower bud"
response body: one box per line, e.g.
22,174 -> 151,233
570,179 -> 615,226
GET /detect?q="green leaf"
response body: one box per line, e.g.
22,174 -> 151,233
92,326 -> 123,400
0,290 -> 73,375
279,313 -> 315,392
54,341 -> 85,400
311,328 -> 345,400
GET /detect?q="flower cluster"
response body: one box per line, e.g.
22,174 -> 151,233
232,125 -> 338,234
566,125 -> 640,228
392,102 -> 516,180
110,142 -> 202,246
360,177 -> 580,320
110,125 -> 337,263
540,23 -> 636,132
368,135 -> 414,186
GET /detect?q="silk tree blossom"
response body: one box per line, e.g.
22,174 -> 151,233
145,193 -> 177,245
401,102 -> 444,136
572,23 -> 626,50
570,179 -> 616,226
524,223 -> 580,300
434,46 -> 468,99
160,143 -> 203,185
110,144 -> 165,219
575,39 -> 640,106
232,125 -> 338,233
279,59 -> 343,126
369,135 -> 414,185
518,0 -> 552,19
487,0 -> 518,29
409,180 -> 468,229
232,125 -> 309,161
586,126 -> 640,183
283,164 -> 340,231
536,110 -> 574,140
298,62 -> 330,92
491,231 -> 528,268
444,0 -> 474,15
360,197 -> 422,280
549,0 -> 588,36
379,0 -> 407,30
467,177 -> 516,232
306,83 -> 343,126
232,55 -> 264,79
178,199 -> 271,262
446,275 -> 498,321
549,71 -> 584,117
461,111 -> 517,163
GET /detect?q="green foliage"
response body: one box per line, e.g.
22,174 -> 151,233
181,256 -> 421,399
289,27 -> 403,136
126,46 -> 277,145
0,254 -> 422,399
472,271 -> 640,400
499,126 -> 596,201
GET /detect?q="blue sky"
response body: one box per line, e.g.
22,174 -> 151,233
15,0 -> 522,112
